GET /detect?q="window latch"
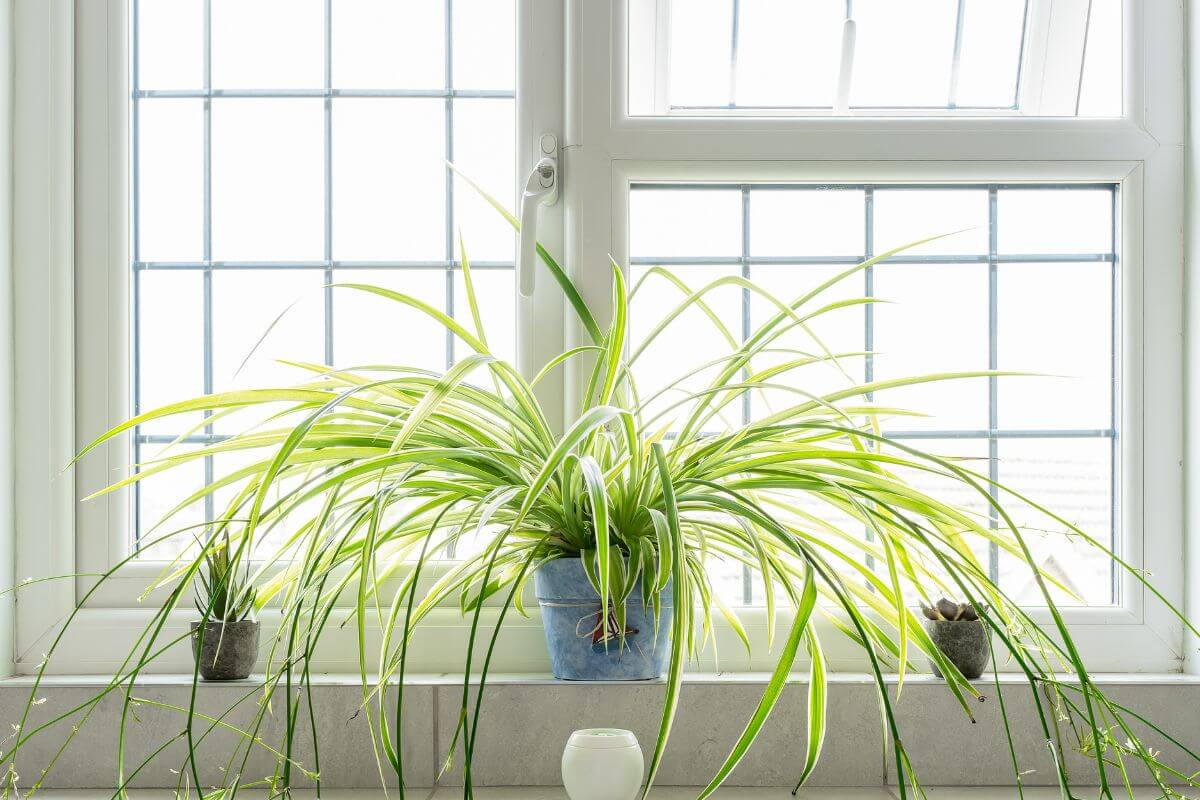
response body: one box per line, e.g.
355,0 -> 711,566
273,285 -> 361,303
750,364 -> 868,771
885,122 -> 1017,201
518,134 -> 559,298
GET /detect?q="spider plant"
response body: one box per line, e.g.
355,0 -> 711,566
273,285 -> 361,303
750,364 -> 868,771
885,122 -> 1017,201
2,179 -> 1199,800
195,534 -> 255,624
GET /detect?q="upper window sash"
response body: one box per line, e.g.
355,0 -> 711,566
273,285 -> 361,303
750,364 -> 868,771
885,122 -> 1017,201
626,0 -> 1116,119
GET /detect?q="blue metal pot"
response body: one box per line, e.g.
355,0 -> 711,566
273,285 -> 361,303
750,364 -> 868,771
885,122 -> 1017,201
534,557 -> 673,681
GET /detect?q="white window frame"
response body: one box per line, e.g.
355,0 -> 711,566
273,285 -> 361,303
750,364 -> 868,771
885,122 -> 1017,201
562,0 -> 1183,671
9,0 -> 1186,674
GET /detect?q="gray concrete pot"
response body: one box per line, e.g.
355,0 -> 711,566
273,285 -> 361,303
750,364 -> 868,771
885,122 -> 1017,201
924,618 -> 990,680
190,619 -> 259,681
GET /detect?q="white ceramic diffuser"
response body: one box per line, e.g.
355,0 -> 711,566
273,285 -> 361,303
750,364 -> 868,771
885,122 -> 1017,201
561,728 -> 644,800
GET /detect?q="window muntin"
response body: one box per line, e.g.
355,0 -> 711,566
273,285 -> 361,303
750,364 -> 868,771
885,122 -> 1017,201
131,0 -> 517,556
628,183 -> 1118,607
628,0 -> 1122,117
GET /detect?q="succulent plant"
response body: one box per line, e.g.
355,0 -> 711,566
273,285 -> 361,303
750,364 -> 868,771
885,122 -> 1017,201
921,596 -> 986,622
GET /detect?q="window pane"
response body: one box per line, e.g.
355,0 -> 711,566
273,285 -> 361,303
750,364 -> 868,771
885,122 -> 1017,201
211,0 -> 324,89
956,0 -> 1026,108
1078,0 -> 1123,117
749,264 -> 866,417
850,0 -> 958,108
137,0 -> 204,90
332,0 -> 445,90
136,443 -> 206,560
332,98 -> 446,261
873,189 -> 989,257
666,0 -> 733,108
211,99 -> 325,261
137,271 -> 205,435
873,263 -> 989,430
734,0 -> 842,108
332,269 -> 447,373
453,269 -> 517,365
998,262 -> 1112,429
749,189 -> 864,257
137,100 -> 203,262
453,99 -> 517,262
452,0 -> 516,91
210,270 -> 326,395
997,189 -> 1113,255
630,263 -> 742,430
630,189 -> 742,259
629,0 -> 1121,117
996,438 -> 1114,606
628,182 -> 1118,607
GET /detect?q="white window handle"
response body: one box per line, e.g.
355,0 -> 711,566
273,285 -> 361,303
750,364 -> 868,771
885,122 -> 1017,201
519,135 -> 559,298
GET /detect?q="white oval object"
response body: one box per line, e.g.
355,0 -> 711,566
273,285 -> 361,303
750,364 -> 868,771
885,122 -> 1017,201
561,728 -> 644,800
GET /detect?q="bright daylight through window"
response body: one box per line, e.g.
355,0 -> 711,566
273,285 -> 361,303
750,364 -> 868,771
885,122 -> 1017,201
129,0 -> 1126,610
628,0 -> 1121,116
628,184 -> 1117,607
132,0 -> 516,556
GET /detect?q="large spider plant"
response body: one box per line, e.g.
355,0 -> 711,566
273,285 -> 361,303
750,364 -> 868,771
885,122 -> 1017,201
3,181 -> 1199,800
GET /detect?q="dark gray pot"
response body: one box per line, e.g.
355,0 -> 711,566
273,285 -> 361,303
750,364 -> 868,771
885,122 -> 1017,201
190,620 -> 259,681
924,618 -> 990,680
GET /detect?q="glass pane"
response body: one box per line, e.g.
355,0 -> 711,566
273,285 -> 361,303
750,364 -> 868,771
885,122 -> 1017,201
667,0 -> 733,108
632,0 -> 1120,117
137,271 -> 205,435
955,0 -> 1026,108
996,437 -> 1114,606
212,448 -> 317,556
997,189 -> 1113,255
452,269 -> 516,365
999,262 -> 1112,430
136,443 -> 206,559
453,0 -> 516,91
332,98 -> 445,261
211,99 -> 324,261
332,268 -> 447,373
629,189 -> 742,259
849,0 -> 958,108
210,269 -> 326,395
749,189 -> 864,257
873,189 -> 989,257
748,264 -> 866,418
735,0 -> 842,108
881,436 -> 992,596
453,99 -> 516,262
137,0 -> 204,90
211,0 -> 324,89
872,263 -> 989,430
629,264 -> 743,430
332,0 -> 445,90
138,100 -> 203,262
1078,0 -> 1122,117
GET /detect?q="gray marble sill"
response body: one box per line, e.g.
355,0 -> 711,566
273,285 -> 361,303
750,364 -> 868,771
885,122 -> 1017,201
3,671 -> 1199,687
12,788 -> 1182,799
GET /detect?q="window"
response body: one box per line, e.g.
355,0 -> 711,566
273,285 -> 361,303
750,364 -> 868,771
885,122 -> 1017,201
628,0 -> 1123,116
628,183 -> 1118,607
130,0 -> 517,556
17,0 -> 1179,673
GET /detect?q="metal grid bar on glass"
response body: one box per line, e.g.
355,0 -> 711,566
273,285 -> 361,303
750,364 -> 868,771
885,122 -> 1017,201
630,181 -> 1119,599
675,0 -> 1031,113
130,0 -> 516,552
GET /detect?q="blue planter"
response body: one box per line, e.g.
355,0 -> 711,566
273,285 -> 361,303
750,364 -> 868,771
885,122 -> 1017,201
534,557 -> 673,681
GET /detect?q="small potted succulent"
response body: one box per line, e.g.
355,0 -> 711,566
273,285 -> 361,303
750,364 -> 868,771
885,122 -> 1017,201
191,536 -> 259,681
920,597 -> 990,680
